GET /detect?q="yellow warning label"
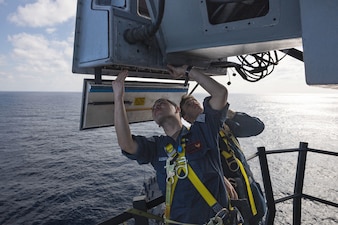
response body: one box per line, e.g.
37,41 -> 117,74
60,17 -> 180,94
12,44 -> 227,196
134,97 -> 145,106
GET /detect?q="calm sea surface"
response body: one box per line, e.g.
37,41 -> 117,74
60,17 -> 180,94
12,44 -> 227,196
0,92 -> 337,225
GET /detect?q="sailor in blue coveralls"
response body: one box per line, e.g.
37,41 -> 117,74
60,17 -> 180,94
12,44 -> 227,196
112,65 -> 235,224
180,94 -> 267,225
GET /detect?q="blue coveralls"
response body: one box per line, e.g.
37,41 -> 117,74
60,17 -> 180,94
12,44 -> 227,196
122,97 -> 230,224
225,112 -> 265,138
220,112 -> 267,225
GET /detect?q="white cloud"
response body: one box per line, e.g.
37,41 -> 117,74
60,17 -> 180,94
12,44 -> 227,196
0,0 -> 6,5
8,0 -> 77,27
8,32 -> 73,74
46,27 -> 57,34
0,31 -> 86,92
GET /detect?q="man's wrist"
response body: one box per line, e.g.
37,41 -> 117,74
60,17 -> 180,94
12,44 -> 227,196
185,65 -> 193,78
183,65 -> 193,86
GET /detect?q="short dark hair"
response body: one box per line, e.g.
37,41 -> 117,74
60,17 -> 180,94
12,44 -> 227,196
179,94 -> 192,117
152,98 -> 178,109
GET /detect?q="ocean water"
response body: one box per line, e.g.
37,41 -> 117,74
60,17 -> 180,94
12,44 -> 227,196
0,91 -> 337,225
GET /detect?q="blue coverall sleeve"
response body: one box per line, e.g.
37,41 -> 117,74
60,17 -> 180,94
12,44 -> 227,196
225,112 -> 265,137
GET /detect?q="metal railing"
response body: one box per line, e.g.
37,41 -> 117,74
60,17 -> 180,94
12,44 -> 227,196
256,142 -> 338,225
97,142 -> 338,225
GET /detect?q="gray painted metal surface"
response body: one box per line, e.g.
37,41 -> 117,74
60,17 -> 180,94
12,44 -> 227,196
80,79 -> 188,130
72,0 -> 338,86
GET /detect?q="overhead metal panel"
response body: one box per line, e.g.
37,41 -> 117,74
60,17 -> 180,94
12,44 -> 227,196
154,0 -> 302,65
80,79 -> 188,130
73,0 -> 303,78
300,0 -> 338,87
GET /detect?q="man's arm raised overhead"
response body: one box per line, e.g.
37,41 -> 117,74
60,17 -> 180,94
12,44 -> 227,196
112,70 -> 138,154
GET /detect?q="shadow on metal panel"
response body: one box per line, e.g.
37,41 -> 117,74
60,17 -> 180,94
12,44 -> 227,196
80,79 -> 188,130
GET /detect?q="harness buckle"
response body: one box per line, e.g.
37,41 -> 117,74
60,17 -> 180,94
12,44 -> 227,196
175,156 -> 188,179
165,157 -> 176,184
207,216 -> 223,225
215,208 -> 229,220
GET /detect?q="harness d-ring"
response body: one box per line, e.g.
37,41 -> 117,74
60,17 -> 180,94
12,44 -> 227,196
175,156 -> 188,179
226,157 -> 239,172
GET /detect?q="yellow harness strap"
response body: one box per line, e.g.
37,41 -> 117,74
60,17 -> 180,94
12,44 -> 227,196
165,140 -> 229,222
186,164 -> 218,207
219,130 -> 257,216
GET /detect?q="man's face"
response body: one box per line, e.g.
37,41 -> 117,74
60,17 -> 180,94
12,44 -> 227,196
151,99 -> 178,125
181,96 -> 203,123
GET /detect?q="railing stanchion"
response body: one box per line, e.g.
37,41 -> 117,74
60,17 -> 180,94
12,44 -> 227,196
293,142 -> 308,225
133,195 -> 149,225
257,146 -> 276,225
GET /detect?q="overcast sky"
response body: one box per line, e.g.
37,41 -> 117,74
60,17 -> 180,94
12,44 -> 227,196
0,0 -> 336,94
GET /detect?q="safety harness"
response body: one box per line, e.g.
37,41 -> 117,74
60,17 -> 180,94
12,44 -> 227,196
219,127 -> 266,225
164,136 -> 242,225
219,129 -> 257,216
